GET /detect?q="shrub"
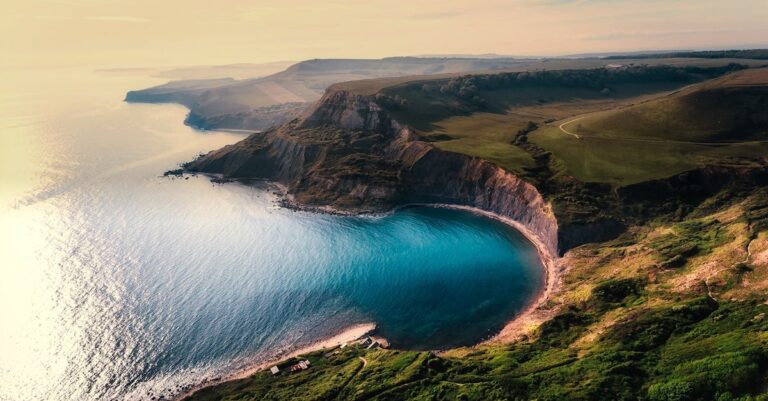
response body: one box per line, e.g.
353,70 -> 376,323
648,380 -> 695,401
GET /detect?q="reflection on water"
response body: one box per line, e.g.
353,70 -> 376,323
0,69 -> 543,401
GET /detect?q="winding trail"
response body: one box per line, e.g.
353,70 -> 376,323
359,356 -> 368,369
558,117 -> 584,139
556,116 -> 768,146
555,80 -> 701,141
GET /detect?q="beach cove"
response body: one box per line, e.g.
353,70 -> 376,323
0,69 -> 547,401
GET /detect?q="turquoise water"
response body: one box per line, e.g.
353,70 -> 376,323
0,70 -> 543,401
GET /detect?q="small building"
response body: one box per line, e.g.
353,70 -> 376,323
270,366 -> 280,375
359,335 -> 389,350
288,359 -> 311,373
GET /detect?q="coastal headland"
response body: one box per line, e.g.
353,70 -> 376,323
130,53 -> 768,400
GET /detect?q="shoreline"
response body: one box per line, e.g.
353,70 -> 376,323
175,323 -> 377,401
173,176 -> 561,399
423,204 -> 560,344
276,192 -> 561,343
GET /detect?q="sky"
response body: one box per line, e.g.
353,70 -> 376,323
2,0 -> 768,69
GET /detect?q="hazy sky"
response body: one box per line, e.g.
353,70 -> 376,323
3,0 -> 768,69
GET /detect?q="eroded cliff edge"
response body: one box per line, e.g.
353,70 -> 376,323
184,85 -> 768,258
186,88 -> 561,256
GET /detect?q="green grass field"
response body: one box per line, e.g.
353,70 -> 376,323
395,67 -> 768,186
570,71 -> 768,143
529,125 -> 768,185
184,61 -> 768,401
186,188 -> 768,401
421,113 -> 535,175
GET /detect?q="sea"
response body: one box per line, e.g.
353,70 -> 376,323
0,68 -> 543,401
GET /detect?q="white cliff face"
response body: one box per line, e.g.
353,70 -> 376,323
188,89 -> 560,256
387,129 -> 559,256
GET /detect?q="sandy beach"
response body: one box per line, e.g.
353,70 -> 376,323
417,204 -> 561,344
282,197 -> 563,343
175,323 -> 376,400
174,195 -> 560,400
276,194 -> 563,343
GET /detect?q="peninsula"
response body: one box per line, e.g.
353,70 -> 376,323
133,51 -> 768,401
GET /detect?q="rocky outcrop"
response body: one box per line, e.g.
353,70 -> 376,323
186,89 -> 561,255
386,132 -> 559,255
184,103 -> 308,131
188,86 -> 768,255
299,90 -> 399,132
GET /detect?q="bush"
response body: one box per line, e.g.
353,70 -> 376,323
648,380 -> 695,401
590,278 -> 646,309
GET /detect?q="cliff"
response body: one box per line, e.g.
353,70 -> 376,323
185,83 -> 768,257
177,65 -> 768,401
125,57 -> 537,131
186,88 -> 560,256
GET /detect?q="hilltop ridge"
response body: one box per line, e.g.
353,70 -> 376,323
125,57 -> 536,131
178,59 -> 768,401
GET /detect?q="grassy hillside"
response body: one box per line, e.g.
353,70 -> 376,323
569,69 -> 768,143
364,64 -> 768,185
126,57 -> 539,130
530,126 -> 768,185
180,59 -> 768,401
528,68 -> 768,185
186,187 -> 768,401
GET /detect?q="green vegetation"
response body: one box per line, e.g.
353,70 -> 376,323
187,300 -> 768,401
571,76 -> 768,143
605,49 -> 768,60
532,126 -> 699,185
377,64 -> 742,131
529,125 -> 768,185
183,60 -> 768,401
185,188 -> 768,401
649,219 -> 733,268
420,113 -> 536,175
374,65 -> 768,186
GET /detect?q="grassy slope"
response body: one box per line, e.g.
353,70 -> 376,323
183,62 -> 768,401
336,57 -> 768,95
530,125 -> 768,185
423,113 -> 536,175
570,69 -> 768,143
529,68 -> 768,185
418,82 -> 685,178
377,65 -> 768,186
186,189 -> 768,401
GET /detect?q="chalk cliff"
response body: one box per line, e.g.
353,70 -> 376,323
187,88 -> 560,256
185,76 -> 768,258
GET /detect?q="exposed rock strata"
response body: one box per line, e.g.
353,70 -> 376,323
187,89 -> 560,256
185,86 -> 768,257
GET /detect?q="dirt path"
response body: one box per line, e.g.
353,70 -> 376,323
359,356 -> 368,369
556,116 -> 768,146
558,117 -> 584,139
